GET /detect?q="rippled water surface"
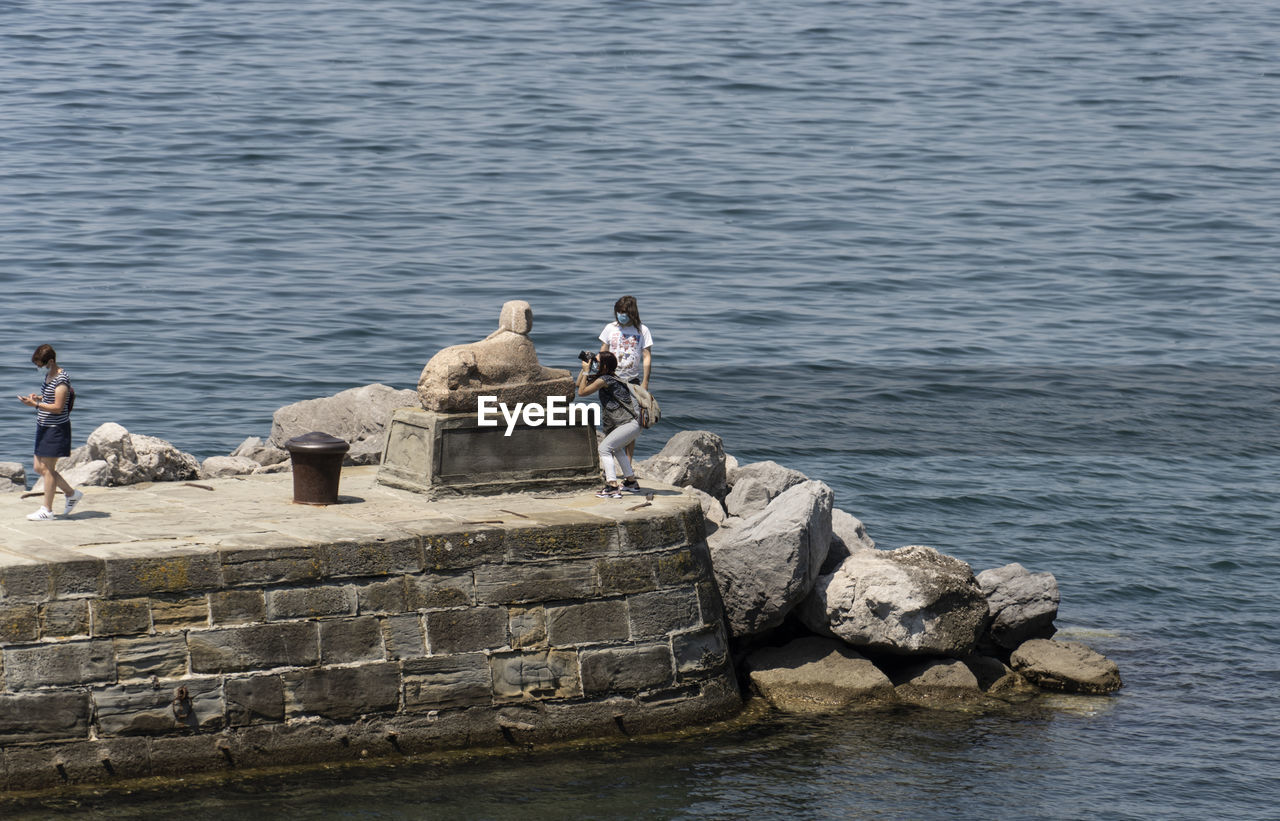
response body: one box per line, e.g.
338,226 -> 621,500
2,0 -> 1278,818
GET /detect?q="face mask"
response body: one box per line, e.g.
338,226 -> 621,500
616,313 -> 630,325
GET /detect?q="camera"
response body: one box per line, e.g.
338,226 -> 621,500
578,350 -> 595,363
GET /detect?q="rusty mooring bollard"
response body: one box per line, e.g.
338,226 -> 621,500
285,431 -> 350,505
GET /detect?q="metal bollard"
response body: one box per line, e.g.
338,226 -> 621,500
285,431 -> 350,505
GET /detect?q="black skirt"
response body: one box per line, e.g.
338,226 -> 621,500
34,422 -> 72,458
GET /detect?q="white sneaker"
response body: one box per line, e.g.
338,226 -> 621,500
64,489 -> 84,515
27,507 -> 56,521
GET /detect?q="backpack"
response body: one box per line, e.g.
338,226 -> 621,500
625,383 -> 661,429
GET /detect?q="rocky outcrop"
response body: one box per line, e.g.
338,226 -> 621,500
269,383 -> 416,465
977,563 -> 1059,650
708,480 -> 833,637
746,637 -> 894,711
416,300 -> 574,414
42,424 -> 199,487
723,460 -> 808,518
800,545 -> 988,657
635,430 -> 728,498
0,462 -> 24,493
1010,639 -> 1122,694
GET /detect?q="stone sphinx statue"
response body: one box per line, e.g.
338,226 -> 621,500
417,300 -> 575,414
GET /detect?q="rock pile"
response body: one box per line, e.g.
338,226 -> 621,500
40,423 -> 201,488
636,429 -> 1122,713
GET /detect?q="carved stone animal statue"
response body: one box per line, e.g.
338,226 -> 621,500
417,300 -> 575,413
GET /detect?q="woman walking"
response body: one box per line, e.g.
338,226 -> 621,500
576,351 -> 643,499
18,344 -> 82,520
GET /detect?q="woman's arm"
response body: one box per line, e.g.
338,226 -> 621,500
37,384 -> 69,414
641,348 -> 651,390
576,363 -> 604,396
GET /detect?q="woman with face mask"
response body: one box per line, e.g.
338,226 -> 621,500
597,296 -> 652,465
18,344 -> 83,520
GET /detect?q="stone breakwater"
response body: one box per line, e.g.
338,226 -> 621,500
0,383 -> 1123,791
0,470 -> 737,792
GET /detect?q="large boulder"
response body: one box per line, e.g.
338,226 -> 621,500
820,508 -> 877,574
708,480 -> 833,637
723,461 -> 808,518
131,433 -> 200,482
800,545 -> 988,657
746,637 -> 894,711
269,383 -> 417,466
1010,639 -> 1122,694
201,455 -> 260,479
684,487 -> 727,526
87,422 -> 144,485
963,654 -> 1039,698
62,459 -> 114,488
634,430 -> 728,498
976,563 -> 1059,650
230,436 -> 289,467
0,462 -> 24,493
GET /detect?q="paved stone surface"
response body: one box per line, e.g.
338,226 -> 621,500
0,467 -> 695,584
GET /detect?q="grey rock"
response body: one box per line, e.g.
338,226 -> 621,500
977,562 -> 1059,650
200,455 -> 260,479
890,658 -> 980,691
269,383 -> 419,466
724,453 -> 740,484
634,430 -> 728,498
0,461 -> 24,493
87,422 -> 144,485
746,636 -> 894,711
800,545 -> 988,657
820,508 -> 877,574
708,480 -> 834,637
1010,639 -> 1122,694
226,675 -> 285,726
723,461 -> 808,518
231,436 -> 289,466
963,654 -> 1038,697
252,461 -> 293,474
685,487 -> 727,525
63,459 -> 114,488
94,678 -> 223,736
131,433 -> 200,482
0,691 -> 92,744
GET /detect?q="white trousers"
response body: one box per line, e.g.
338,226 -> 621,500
598,420 -> 641,482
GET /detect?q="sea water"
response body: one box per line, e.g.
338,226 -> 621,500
1,1 -> 1278,818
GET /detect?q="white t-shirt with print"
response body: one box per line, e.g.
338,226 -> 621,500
599,322 -> 652,382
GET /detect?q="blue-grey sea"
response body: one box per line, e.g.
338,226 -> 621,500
2,0 -> 1278,818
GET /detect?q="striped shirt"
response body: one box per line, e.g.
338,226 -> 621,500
36,370 -> 72,427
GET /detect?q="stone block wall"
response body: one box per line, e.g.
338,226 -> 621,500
0,502 -> 739,790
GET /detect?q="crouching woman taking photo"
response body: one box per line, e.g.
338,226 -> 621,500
576,351 -> 643,499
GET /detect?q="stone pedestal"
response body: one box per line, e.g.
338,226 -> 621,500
377,408 -> 600,497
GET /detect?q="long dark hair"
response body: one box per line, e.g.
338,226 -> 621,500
596,351 -> 619,378
613,295 -> 640,328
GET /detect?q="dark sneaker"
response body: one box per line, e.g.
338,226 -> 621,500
595,485 -> 623,499
621,479 -> 643,494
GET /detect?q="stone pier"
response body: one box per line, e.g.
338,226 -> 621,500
0,468 -> 738,791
